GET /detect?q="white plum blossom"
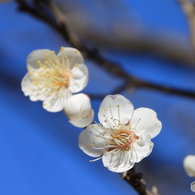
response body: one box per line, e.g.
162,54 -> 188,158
79,94 -> 162,173
64,93 -> 94,128
183,155 -> 195,177
21,47 -> 88,112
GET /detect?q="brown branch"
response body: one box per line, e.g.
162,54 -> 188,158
81,28 -> 194,67
121,166 -> 160,195
15,0 -> 195,100
54,1 -> 194,67
15,0 -> 195,101
122,166 -> 147,195
178,0 -> 195,59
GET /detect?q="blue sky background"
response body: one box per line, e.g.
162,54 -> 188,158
0,0 -> 195,194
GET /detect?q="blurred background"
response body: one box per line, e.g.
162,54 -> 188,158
0,0 -> 195,194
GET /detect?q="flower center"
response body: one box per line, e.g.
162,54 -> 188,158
31,51 -> 73,93
111,129 -> 139,151
47,68 -> 72,88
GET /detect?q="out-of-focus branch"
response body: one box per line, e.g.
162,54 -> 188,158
80,27 -> 194,67
55,1 -> 194,67
15,0 -> 195,101
178,0 -> 195,59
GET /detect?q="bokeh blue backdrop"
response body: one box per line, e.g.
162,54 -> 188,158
0,0 -> 195,194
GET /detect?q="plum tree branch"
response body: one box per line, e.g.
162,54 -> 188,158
121,166 -> 160,195
15,0 -> 195,100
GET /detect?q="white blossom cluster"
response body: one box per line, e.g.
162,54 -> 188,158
22,47 -> 162,173
21,47 -> 93,127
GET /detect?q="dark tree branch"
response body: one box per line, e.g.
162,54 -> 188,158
122,166 -> 147,195
121,166 -> 159,195
15,0 -> 195,100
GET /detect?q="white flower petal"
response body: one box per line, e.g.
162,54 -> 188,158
71,64 -> 87,79
69,64 -> 88,93
43,89 -> 72,112
21,73 -> 34,97
98,94 -> 134,128
69,109 -> 94,128
57,47 -> 84,69
132,131 -> 154,163
102,151 -> 134,173
21,72 -> 50,101
79,124 -> 106,157
183,155 -> 195,177
27,49 -> 51,69
131,108 -> 162,139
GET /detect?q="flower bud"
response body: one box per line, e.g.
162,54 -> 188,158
64,93 -> 94,128
183,155 -> 195,177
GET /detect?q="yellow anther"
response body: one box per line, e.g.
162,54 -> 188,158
45,60 -> 48,64
50,51 -> 55,55
45,53 -> 50,59
74,64 -> 78,67
74,50 -> 78,53
33,82 -> 38,85
117,105 -> 120,107
103,108 -> 107,111
37,60 -> 41,64
29,89 -> 33,91
43,103 -> 47,106
33,77 -> 37,82
60,47 -> 65,52
86,143 -> 91,146
27,67 -> 31,71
